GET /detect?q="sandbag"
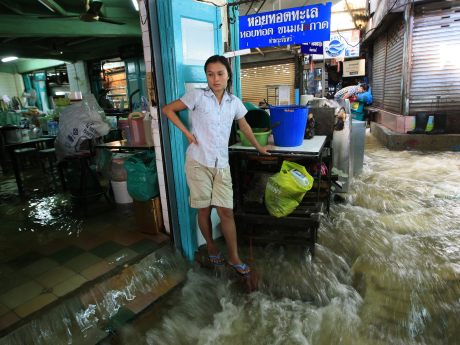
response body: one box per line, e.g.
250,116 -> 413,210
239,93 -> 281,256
265,160 -> 314,218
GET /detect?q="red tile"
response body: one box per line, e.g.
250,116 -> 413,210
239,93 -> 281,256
0,311 -> 20,332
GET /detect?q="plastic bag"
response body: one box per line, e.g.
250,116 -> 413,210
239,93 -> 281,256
55,94 -> 110,161
264,161 -> 314,218
124,151 -> 159,201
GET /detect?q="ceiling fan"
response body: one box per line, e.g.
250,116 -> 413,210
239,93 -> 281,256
39,0 -> 126,25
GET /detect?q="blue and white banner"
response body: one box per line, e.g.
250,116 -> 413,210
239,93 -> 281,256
239,3 -> 332,49
301,42 -> 323,54
324,30 -> 360,58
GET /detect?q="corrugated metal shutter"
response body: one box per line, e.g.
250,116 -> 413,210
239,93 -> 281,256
410,2 -> 460,115
241,61 -> 295,105
383,19 -> 404,113
372,34 -> 386,107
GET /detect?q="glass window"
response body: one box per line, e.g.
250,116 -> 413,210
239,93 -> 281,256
181,18 -> 214,65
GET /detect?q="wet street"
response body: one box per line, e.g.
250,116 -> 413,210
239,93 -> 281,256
110,133 -> 460,345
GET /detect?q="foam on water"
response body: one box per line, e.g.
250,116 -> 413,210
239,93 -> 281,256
142,135 -> 460,345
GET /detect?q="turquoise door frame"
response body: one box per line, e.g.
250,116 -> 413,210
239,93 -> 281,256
228,0 -> 242,98
150,0 -> 222,260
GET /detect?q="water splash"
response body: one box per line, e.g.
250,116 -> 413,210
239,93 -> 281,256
0,248 -> 187,345
141,136 -> 460,345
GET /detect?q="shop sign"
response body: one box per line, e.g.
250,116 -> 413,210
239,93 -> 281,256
239,2 -> 332,49
323,30 -> 360,59
343,59 -> 365,77
301,42 -> 323,54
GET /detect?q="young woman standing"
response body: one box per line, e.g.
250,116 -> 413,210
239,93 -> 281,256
162,55 -> 269,276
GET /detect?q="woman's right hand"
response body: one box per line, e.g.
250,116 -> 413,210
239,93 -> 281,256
186,132 -> 197,145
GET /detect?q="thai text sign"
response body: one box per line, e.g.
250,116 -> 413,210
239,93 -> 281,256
301,42 -> 323,54
239,3 -> 332,49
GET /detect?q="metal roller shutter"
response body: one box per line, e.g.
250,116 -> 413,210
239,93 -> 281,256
410,2 -> 460,115
372,34 -> 386,108
383,19 -> 404,113
241,61 -> 295,106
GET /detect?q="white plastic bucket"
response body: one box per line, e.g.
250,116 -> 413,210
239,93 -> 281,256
110,180 -> 133,204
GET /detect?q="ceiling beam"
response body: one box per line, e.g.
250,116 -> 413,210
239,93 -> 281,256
0,0 -> 24,15
37,0 -> 70,16
1,37 -> 16,43
0,16 -> 141,37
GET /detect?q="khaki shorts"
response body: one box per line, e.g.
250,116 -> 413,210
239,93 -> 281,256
185,158 -> 233,209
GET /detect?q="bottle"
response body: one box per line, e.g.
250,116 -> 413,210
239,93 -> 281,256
48,121 -> 58,136
144,111 -> 154,146
118,119 -> 131,144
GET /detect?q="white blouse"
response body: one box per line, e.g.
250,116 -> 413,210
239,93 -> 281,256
180,88 -> 247,168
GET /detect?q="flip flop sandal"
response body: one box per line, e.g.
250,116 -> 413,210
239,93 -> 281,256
208,253 -> 225,266
229,263 -> 251,277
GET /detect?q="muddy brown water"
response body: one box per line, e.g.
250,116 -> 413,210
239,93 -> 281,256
124,135 -> 460,345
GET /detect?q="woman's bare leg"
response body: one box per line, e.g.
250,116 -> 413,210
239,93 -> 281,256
216,207 -> 242,265
197,207 -> 219,256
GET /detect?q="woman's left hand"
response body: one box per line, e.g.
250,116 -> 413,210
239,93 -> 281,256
257,145 -> 271,155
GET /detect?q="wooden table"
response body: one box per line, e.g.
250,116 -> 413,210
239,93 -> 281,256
95,140 -> 154,152
5,137 -> 56,194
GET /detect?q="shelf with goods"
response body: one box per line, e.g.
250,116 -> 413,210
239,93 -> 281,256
105,68 -> 128,110
229,137 -> 332,253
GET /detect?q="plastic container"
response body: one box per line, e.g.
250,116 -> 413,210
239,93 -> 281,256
269,105 -> 308,147
144,112 -> 154,146
237,128 -> 271,147
4,127 -> 22,143
110,180 -> 133,204
111,153 -> 133,181
128,112 -> 146,145
47,121 -> 59,136
289,169 -> 309,188
118,119 -> 131,144
21,129 -> 30,141
244,109 -> 270,129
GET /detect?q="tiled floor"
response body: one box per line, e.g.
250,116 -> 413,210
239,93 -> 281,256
0,167 -> 171,336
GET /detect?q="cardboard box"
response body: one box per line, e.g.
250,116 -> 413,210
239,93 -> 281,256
133,197 -> 163,234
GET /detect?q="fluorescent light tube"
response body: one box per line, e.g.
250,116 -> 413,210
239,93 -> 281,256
131,0 -> 139,11
1,56 -> 18,62
38,0 -> 56,13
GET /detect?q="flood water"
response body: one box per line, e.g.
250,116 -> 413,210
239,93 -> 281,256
113,134 -> 460,345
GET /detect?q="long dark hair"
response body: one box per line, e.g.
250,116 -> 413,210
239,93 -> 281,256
204,55 -> 233,93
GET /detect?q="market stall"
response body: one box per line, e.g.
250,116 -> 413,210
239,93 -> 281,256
230,132 -> 332,253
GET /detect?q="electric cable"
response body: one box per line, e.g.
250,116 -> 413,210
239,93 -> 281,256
336,0 -> 404,48
244,0 -> 255,15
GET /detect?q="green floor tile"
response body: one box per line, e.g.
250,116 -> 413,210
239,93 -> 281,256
6,252 -> 43,270
50,246 -> 85,264
90,241 -> 125,258
129,239 -> 160,255
0,274 -> 29,295
105,307 -> 136,333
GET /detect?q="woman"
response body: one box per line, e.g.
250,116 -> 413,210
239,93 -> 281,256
162,55 -> 269,276
334,83 -> 368,101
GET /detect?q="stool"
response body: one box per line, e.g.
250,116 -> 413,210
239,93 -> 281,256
58,153 -> 113,214
39,148 -> 57,174
39,147 -> 64,188
13,147 -> 40,170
